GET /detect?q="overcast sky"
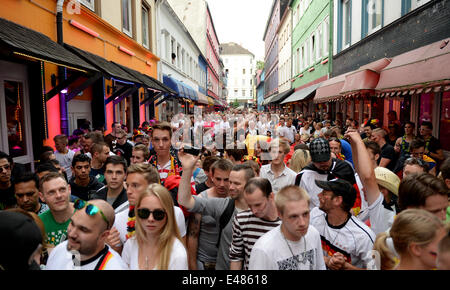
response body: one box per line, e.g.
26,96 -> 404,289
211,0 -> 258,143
206,0 -> 274,62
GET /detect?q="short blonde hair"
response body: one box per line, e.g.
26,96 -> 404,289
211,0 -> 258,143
275,185 -> 310,215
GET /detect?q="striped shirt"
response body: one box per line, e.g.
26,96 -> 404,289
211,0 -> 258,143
229,209 -> 281,270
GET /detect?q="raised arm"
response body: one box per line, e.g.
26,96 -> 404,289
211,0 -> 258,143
345,129 -> 380,206
178,149 -> 201,210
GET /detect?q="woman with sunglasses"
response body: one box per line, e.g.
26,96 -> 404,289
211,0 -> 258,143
121,184 -> 188,270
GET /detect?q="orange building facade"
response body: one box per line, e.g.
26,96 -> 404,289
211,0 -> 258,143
0,0 -> 169,169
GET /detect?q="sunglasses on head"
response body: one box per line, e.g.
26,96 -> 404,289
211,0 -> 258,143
74,199 -> 109,228
137,208 -> 166,221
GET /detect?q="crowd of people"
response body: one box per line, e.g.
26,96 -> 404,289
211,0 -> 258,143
0,108 -> 449,271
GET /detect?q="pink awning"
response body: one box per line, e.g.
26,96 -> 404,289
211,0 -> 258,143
375,38 -> 450,92
314,73 -> 349,103
340,58 -> 391,95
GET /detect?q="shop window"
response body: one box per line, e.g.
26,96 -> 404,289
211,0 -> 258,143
4,80 -> 27,158
439,92 -> 450,151
419,93 -> 434,124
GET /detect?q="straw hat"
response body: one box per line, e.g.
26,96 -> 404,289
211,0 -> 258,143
374,167 -> 400,196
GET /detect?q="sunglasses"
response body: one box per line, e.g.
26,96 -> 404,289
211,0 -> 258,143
0,164 -> 11,172
137,208 -> 166,221
74,199 -> 109,228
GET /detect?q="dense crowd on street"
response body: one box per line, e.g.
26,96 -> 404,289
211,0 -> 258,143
1,108 -> 449,271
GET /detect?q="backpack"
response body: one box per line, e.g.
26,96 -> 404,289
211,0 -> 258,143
216,198 -> 235,248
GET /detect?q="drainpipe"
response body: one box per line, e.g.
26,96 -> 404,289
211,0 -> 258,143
57,0 -> 69,135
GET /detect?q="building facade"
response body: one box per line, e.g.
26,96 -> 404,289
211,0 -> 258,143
0,0 -> 172,169
314,0 -> 450,154
220,43 -> 256,107
168,0 -> 225,109
284,0 -> 330,114
155,0 -> 208,119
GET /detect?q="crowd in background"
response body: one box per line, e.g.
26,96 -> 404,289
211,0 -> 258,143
0,107 -> 449,271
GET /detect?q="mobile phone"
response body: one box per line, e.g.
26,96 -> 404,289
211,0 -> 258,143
183,146 -> 201,156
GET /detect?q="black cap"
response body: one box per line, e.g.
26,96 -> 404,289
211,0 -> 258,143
0,211 -> 42,270
315,178 -> 356,210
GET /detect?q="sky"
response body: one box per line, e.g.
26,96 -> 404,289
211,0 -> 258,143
206,0 -> 274,62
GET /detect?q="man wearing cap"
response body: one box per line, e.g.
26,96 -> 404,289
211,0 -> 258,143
295,138 -> 360,211
310,178 -> 376,270
46,199 -> 128,270
346,129 -> 400,235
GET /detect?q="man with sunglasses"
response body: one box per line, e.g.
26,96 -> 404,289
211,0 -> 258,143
14,172 -> 49,215
409,139 -> 437,176
46,199 -> 127,270
0,151 -> 16,210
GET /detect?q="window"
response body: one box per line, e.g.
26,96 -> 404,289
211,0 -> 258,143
242,90 -> 246,97
402,0 -> 430,15
296,48 -> 300,74
242,79 -> 245,86
177,45 -> 181,68
171,38 -> 176,65
122,0 -> 133,37
234,89 -> 238,97
343,0 -> 351,48
318,27 -> 323,60
301,45 -> 305,71
79,0 -> 95,11
243,68 -> 246,74
142,4 -> 150,49
367,0 -> 382,34
323,17 -> 329,56
311,35 -> 316,64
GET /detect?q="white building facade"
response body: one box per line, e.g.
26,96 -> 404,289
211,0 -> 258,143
220,43 -> 256,106
155,0 -> 207,118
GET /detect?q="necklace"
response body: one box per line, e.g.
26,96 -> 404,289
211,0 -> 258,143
281,228 -> 306,269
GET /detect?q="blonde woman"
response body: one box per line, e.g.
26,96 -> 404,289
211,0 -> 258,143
121,184 -> 188,270
373,209 -> 446,270
289,149 -> 311,173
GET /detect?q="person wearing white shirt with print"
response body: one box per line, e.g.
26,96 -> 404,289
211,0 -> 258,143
249,185 -> 325,270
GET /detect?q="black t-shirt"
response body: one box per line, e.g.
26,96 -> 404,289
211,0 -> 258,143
378,143 -> 397,172
112,142 -> 133,166
425,136 -> 441,154
0,185 -> 16,210
195,182 -> 210,194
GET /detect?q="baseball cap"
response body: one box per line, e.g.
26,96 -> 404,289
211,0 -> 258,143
309,138 -> 331,163
0,211 -> 42,270
374,167 -> 400,196
315,178 -> 356,199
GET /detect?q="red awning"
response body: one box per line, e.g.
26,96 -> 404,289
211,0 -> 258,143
314,58 -> 391,103
340,58 -> 391,96
314,73 -> 349,103
375,38 -> 450,93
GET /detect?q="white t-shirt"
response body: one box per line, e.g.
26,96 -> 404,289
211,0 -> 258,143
45,241 -> 128,270
114,205 -> 186,246
357,193 -> 396,235
54,149 -> 76,180
310,207 -> 376,269
121,236 -> 188,270
285,126 -> 297,144
248,225 -> 326,270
